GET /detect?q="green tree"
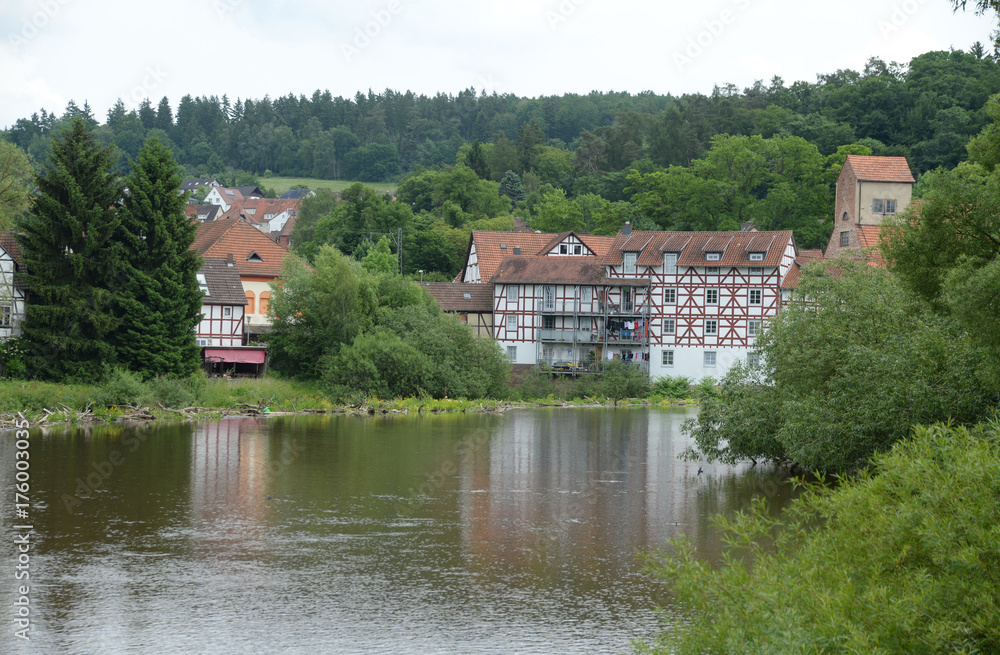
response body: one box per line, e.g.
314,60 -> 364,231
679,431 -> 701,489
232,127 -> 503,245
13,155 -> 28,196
642,421 -> 1000,655
498,170 -> 525,205
16,118 -> 124,380
597,360 -> 648,406
112,137 -> 203,378
361,235 -> 397,275
0,141 -> 35,231
465,140 -> 490,179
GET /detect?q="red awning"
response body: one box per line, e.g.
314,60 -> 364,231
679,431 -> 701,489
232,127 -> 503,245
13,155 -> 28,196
204,348 -> 266,364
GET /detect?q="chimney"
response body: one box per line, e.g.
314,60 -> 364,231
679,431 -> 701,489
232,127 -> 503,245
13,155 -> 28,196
226,253 -> 235,266
622,221 -> 632,236
513,247 -> 522,255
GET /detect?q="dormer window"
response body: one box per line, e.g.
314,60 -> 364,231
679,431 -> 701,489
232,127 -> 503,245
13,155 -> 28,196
560,244 -> 568,254
623,252 -> 637,275
663,253 -> 677,274
247,252 -> 263,262
196,273 -> 210,296
573,245 -> 582,255
705,252 -> 721,261
225,190 -> 234,196
748,252 -> 764,261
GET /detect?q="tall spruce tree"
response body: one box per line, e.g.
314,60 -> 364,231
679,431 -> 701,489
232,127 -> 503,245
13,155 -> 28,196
466,140 -> 490,180
112,137 -> 202,377
16,118 -> 124,380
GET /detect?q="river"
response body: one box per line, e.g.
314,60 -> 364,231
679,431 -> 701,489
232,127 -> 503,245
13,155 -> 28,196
1,408 -> 797,654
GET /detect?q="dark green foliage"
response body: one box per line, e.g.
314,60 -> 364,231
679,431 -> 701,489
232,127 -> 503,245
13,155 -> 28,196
685,259 -> 997,472
95,367 -> 147,407
466,140 -> 490,179
498,170 -> 525,205
112,137 -> 202,378
650,375 -> 693,398
642,421 -> 1000,654
16,118 -> 124,381
597,360 -> 648,406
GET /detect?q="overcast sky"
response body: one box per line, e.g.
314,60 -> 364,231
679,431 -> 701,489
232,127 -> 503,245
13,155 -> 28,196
1,0 -> 996,129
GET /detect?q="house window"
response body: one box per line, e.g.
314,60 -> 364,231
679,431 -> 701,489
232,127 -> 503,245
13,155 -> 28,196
560,244 -> 568,254
623,252 -> 637,275
748,320 -> 763,337
748,252 -> 764,261
749,267 -> 763,275
223,306 -> 232,318
706,266 -> 719,274
662,350 -> 674,366
0,304 -> 11,327
506,315 -> 517,335
885,199 -> 896,214
507,346 -> 517,361
581,286 -> 592,303
749,289 -> 762,305
574,244 -> 582,255
245,290 -> 256,314
747,352 -> 761,367
543,316 -> 555,330
842,212 -> 849,222
197,273 -> 210,296
664,318 -> 675,335
663,253 -> 677,274
664,288 -> 676,304
509,286 -> 518,303
705,319 -> 718,335
706,252 -> 721,261
706,289 -> 718,305
704,351 -> 717,367
543,286 -> 554,311
259,291 -> 270,316
840,231 -> 850,247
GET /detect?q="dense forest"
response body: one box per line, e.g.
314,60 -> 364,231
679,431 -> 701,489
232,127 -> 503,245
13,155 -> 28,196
4,48 -> 1000,267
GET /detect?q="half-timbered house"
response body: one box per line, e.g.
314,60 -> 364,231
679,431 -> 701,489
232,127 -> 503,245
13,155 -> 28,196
196,256 -> 268,376
0,233 -> 26,342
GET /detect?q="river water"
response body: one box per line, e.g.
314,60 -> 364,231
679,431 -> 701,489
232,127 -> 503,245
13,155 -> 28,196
2,408 -> 797,654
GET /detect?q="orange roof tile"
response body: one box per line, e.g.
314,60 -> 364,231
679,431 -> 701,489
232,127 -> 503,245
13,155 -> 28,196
845,155 -> 915,183
420,282 -> 494,312
191,217 -> 295,278
468,230 -> 559,282
857,225 -> 887,267
602,230 -> 794,268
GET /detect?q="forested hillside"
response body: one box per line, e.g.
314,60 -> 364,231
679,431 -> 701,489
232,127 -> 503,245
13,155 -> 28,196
4,48 -> 999,269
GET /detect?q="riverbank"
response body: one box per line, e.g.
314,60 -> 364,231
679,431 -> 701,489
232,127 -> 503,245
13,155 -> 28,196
0,377 -> 698,432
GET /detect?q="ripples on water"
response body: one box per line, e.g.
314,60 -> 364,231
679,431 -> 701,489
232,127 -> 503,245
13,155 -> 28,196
1,409 -> 797,654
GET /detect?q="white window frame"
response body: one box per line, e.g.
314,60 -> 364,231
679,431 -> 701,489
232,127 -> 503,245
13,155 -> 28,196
748,320 -> 762,337
663,318 -> 675,335
748,252 -> 764,261
508,286 -> 518,303
664,287 -> 676,305
507,346 -> 517,361
885,199 -> 896,214
749,289 -> 762,305
840,231 -> 850,247
223,306 -> 232,318
747,352 -> 760,367
706,266 -> 719,275
573,244 -> 582,255
663,253 -> 677,274
560,244 -> 568,254
543,285 -> 555,311
506,315 -> 517,335
749,267 -> 763,275
662,350 -> 674,367
705,319 -> 718,335
706,288 -> 719,305
706,252 -> 721,261
543,315 -> 555,330
704,351 -> 716,367
581,286 -> 593,303
623,252 -> 637,275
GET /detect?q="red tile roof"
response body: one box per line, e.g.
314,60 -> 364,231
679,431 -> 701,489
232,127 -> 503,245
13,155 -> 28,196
468,230 -> 559,282
0,232 -> 24,264
857,225 -> 887,267
191,217 -> 295,277
420,282 -> 493,312
781,249 -> 825,289
845,155 -> 915,183
489,255 -> 649,286
602,230 -> 794,268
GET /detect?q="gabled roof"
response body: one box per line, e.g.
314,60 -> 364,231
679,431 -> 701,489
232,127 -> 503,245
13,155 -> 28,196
181,177 -> 221,192
191,217 -> 294,277
489,255 -> 648,286
781,249 -> 825,289
468,230 -> 559,282
199,257 -> 248,306
538,231 -> 616,257
234,185 -> 264,198
844,155 -> 915,183
602,230 -> 794,268
420,282 -> 493,313
279,188 -> 314,199
1,232 -> 24,264
217,198 -> 299,224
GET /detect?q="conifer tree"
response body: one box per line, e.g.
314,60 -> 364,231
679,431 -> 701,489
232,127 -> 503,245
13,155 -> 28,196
466,140 -> 490,180
498,170 -> 526,205
16,118 -> 123,380
112,137 -> 202,377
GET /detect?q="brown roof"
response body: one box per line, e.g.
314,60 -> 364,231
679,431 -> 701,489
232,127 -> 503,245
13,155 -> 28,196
468,230 -> 559,282
199,257 -> 248,306
489,256 -> 649,286
191,217 -> 294,277
602,230 -> 794,268
420,282 -> 493,313
857,225 -> 887,267
0,232 -> 23,264
845,155 -> 915,183
781,250 -> 825,289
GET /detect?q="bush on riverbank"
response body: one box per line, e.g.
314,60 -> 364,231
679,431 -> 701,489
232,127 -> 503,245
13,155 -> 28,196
640,420 -> 1000,655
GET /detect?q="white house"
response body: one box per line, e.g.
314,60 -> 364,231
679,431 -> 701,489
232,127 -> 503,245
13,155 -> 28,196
0,233 -> 26,342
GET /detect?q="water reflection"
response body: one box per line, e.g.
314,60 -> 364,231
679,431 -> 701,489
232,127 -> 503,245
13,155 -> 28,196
1,409 -> 798,655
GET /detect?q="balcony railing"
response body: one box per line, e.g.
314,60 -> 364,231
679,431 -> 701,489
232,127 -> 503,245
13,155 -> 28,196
540,300 -> 603,314
539,329 -> 601,342
603,302 -> 648,316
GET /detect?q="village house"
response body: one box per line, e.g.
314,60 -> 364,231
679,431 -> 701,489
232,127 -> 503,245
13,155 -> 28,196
419,282 -> 494,338
824,155 -> 915,264
0,233 -> 26,342
191,216 -> 296,334
196,256 -> 267,376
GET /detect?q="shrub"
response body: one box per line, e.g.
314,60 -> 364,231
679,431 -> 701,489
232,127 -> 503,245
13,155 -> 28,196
651,375 -> 692,398
95,368 -> 148,407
